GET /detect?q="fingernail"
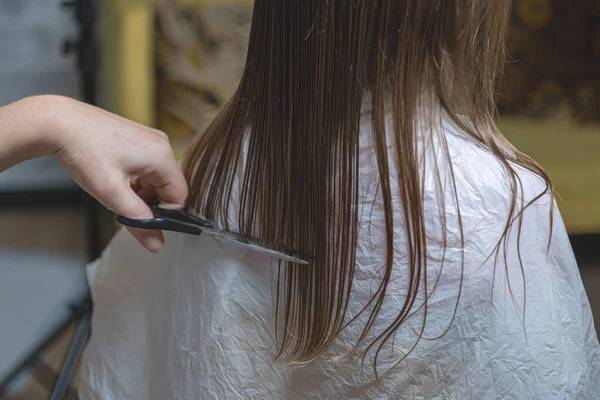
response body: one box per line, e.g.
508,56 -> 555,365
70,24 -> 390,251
143,236 -> 164,253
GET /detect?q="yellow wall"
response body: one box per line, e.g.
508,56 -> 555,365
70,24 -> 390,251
97,0 -> 154,127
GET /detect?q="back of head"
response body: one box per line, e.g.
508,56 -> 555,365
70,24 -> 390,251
183,0 -> 550,375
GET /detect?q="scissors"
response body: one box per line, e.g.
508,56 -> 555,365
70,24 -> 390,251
116,207 -> 309,265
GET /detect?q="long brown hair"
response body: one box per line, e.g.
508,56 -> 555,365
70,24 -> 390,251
183,0 -> 551,376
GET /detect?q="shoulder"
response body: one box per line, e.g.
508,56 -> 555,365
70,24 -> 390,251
439,125 -> 552,214
421,124 -> 554,252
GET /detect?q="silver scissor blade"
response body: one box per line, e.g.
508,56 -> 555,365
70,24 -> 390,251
200,227 -> 309,265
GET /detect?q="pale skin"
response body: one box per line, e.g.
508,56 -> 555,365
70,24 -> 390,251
0,95 -> 188,253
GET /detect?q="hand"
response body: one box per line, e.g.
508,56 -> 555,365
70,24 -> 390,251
42,96 -> 188,253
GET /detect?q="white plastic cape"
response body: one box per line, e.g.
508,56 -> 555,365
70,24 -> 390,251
79,114 -> 600,399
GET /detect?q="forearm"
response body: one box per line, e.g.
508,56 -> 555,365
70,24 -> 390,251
0,94 -> 187,252
0,95 -> 60,172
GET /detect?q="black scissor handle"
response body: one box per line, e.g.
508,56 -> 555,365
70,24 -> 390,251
116,215 -> 203,236
152,207 -> 214,228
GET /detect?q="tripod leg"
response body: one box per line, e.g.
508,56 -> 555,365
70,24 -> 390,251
0,313 -> 75,396
49,310 -> 91,400
30,358 -> 77,399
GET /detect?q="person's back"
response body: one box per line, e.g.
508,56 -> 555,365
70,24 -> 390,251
79,1 -> 600,399
79,112 -> 599,399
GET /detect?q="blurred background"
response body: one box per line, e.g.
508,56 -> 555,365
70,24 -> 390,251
0,0 -> 597,399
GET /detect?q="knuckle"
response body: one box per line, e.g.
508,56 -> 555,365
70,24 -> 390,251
152,129 -> 170,141
145,138 -> 172,160
157,144 -> 175,162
